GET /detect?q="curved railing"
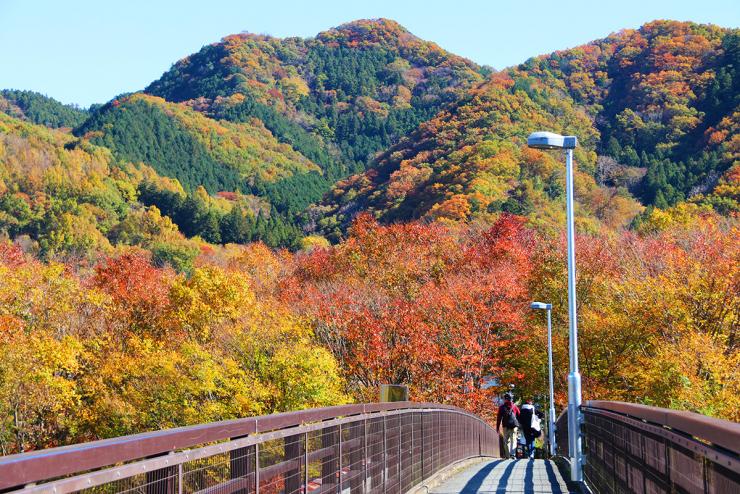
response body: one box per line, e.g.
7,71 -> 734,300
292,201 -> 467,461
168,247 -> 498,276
0,402 -> 500,494
556,400 -> 740,493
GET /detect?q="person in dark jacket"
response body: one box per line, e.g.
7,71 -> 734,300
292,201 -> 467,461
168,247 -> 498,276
496,393 -> 520,458
519,399 -> 544,458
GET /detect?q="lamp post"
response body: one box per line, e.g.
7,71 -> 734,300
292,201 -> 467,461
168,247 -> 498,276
531,302 -> 555,457
527,131 -> 582,482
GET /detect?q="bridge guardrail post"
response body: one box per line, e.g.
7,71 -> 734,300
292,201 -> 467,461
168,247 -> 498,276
408,412 -> 414,490
339,423 -> 344,494
363,418 -> 369,494
303,432 -> 309,494
229,440 -> 254,494
255,442 -> 260,494
420,411 -> 426,481
284,433 -> 302,494
382,415 -> 387,494
144,454 -> 176,494
177,463 -> 183,494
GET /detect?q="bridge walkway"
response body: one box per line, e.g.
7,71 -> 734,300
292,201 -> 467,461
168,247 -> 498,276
429,458 -> 574,494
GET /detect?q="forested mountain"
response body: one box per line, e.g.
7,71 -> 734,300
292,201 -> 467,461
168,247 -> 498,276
316,21 -> 739,238
520,21 -> 739,208
1,19 -> 737,252
145,19 -> 487,172
67,19 -> 489,247
312,71 -> 643,241
0,109 -> 304,267
76,93 -> 319,199
0,90 -> 88,128
0,111 -> 200,263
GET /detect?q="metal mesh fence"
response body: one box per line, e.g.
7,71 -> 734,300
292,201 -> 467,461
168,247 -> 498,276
14,408 -> 499,494
557,406 -> 740,494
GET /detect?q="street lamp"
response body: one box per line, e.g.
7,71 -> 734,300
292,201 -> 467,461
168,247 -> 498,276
527,131 -> 583,482
530,302 -> 556,457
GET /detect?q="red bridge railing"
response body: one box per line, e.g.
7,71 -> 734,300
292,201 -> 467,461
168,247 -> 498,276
0,402 -> 500,494
556,400 -> 740,493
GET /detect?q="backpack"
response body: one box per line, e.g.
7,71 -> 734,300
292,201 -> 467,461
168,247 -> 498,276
531,414 -> 542,437
502,406 -> 519,429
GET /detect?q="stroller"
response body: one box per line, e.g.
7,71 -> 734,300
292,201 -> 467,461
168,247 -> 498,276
515,433 -> 527,459
515,430 -> 545,459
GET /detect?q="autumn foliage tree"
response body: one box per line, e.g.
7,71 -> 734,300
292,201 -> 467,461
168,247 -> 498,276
518,214 -> 739,419
283,211 -> 737,422
283,214 -> 535,418
0,245 -> 345,454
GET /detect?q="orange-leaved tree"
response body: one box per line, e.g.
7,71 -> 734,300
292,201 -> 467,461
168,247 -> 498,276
284,214 -> 534,418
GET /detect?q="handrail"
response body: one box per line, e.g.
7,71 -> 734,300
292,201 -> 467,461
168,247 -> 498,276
0,401 -> 480,491
584,400 -> 740,454
573,400 -> 740,493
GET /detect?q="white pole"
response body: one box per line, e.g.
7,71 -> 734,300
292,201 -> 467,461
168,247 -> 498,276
547,306 -> 556,457
564,148 -> 583,482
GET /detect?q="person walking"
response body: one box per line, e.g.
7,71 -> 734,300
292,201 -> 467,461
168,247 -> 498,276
519,399 -> 543,459
496,393 -> 520,458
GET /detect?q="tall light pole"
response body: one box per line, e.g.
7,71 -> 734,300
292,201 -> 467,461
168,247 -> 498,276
531,302 -> 556,457
527,131 -> 582,482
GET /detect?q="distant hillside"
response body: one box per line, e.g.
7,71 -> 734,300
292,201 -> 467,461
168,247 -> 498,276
315,21 -> 739,238
0,109 -> 304,262
146,19 -> 486,172
518,20 -> 739,208
312,72 -> 642,240
0,111 -> 200,263
0,89 -> 88,128
76,93 -> 321,212
3,19 -> 736,250
73,19 -> 488,234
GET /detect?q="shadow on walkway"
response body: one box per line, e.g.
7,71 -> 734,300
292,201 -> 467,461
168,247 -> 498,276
458,460 -> 504,493
494,460 -> 518,493
433,458 -> 572,494
544,460 -> 565,494
524,459 -> 534,493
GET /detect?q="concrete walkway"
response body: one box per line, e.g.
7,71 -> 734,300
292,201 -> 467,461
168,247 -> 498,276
429,459 -> 573,494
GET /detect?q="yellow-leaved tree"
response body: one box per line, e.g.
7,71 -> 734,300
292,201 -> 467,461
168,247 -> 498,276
0,245 -> 346,454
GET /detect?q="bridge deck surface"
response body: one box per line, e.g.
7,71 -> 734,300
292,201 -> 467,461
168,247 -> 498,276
429,458 -> 573,494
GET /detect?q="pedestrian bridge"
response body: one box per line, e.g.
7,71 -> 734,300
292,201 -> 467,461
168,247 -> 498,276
0,401 -> 737,494
424,458 -> 572,494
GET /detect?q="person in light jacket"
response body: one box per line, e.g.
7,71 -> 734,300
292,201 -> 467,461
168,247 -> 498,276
519,399 -> 543,459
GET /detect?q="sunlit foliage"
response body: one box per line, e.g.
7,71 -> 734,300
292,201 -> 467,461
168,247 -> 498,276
316,21 -> 737,238
285,213 -> 739,421
0,246 -> 345,454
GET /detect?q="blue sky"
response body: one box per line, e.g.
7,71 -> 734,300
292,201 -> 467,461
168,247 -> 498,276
1,0 -> 738,107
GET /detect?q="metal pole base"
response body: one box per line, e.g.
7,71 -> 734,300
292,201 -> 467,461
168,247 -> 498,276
549,407 -> 557,457
567,372 -> 582,482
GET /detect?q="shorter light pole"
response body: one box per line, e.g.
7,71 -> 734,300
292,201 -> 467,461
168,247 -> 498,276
531,301 -> 556,457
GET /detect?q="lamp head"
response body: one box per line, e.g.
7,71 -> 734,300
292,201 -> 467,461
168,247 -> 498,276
527,131 -> 577,149
530,302 -> 552,310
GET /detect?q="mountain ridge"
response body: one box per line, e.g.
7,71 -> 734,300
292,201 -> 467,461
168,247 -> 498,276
1,18 -> 737,254
144,18 -> 487,169
313,19 -> 739,239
